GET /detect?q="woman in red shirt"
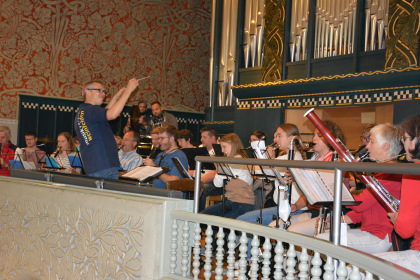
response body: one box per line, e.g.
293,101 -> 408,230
374,116 -> 420,275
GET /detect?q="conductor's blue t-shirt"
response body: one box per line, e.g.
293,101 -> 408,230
74,103 -> 119,174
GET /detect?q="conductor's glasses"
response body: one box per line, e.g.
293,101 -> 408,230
87,88 -> 108,94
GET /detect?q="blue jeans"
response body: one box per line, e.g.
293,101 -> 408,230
87,167 -> 119,180
201,199 -> 254,218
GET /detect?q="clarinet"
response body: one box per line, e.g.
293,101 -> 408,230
304,108 -> 400,213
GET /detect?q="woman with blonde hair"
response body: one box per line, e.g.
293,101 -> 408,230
54,132 -> 79,173
201,133 -> 254,218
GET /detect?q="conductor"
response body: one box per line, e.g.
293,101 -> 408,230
74,79 -> 139,179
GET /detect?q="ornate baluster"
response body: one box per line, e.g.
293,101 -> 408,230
365,271 -> 374,280
192,223 -> 201,279
337,260 -> 348,280
298,247 -> 309,279
249,235 -> 260,280
286,244 -> 296,280
311,251 -> 322,280
238,231 -> 248,279
349,265 -> 362,280
204,225 -> 213,280
170,219 -> 178,274
226,229 -> 236,279
215,227 -> 225,280
181,221 -> 190,277
273,240 -> 284,280
323,256 -> 334,280
261,238 -> 272,280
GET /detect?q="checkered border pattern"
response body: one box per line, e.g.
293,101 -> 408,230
287,99 -> 302,107
336,95 -> 352,105
22,102 -> 38,109
354,94 -> 371,104
177,117 -> 187,124
251,100 -> 265,109
57,106 -> 74,112
415,89 -> 420,99
373,92 -> 392,102
237,100 -> 250,109
394,89 -> 413,100
122,112 -> 130,118
266,99 -> 282,108
318,97 -> 334,106
39,104 -> 56,111
188,119 -> 200,124
302,98 -> 317,107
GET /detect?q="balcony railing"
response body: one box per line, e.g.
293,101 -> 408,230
162,157 -> 420,279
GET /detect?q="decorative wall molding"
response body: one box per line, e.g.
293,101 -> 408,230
236,87 -> 420,109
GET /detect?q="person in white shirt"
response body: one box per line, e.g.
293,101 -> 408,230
118,131 -> 143,173
201,133 -> 254,218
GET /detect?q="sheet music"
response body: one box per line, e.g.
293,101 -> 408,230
289,168 -> 355,205
122,166 -> 165,181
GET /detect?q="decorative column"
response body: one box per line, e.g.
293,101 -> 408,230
385,0 -> 420,69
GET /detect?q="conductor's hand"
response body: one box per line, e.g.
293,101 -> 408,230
125,78 -> 139,94
143,158 -> 156,167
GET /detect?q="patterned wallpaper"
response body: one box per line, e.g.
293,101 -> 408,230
0,0 -> 211,120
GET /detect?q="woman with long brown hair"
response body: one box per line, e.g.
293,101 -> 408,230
201,133 -> 254,218
54,132 -> 79,173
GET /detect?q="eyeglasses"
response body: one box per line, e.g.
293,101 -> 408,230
158,136 -> 170,141
87,88 -> 107,94
360,136 -> 370,142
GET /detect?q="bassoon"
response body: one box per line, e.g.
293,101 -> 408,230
304,108 -> 400,213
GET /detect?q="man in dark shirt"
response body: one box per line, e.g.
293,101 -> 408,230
74,79 -> 139,179
149,101 -> 178,131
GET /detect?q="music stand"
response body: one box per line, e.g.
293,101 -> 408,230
181,147 -> 216,171
68,149 -> 85,175
171,157 -> 193,179
43,156 -> 63,170
212,144 -> 224,157
248,140 -> 288,226
214,162 -> 236,217
10,152 -> 36,170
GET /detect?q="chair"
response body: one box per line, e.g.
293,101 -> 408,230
205,195 -> 222,208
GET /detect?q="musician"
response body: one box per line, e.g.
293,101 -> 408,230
123,100 -> 150,136
238,124 -> 304,226
354,123 -> 376,157
198,127 -> 220,211
285,120 -> 346,235
143,124 -> 188,189
118,131 -> 143,172
148,101 -> 178,131
317,123 -> 402,254
0,125 -> 17,176
177,129 -> 196,148
74,79 -> 139,179
20,131 -> 46,169
249,130 -> 267,143
374,115 -> 420,274
148,127 -> 162,160
54,132 -> 80,174
201,133 -> 254,218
